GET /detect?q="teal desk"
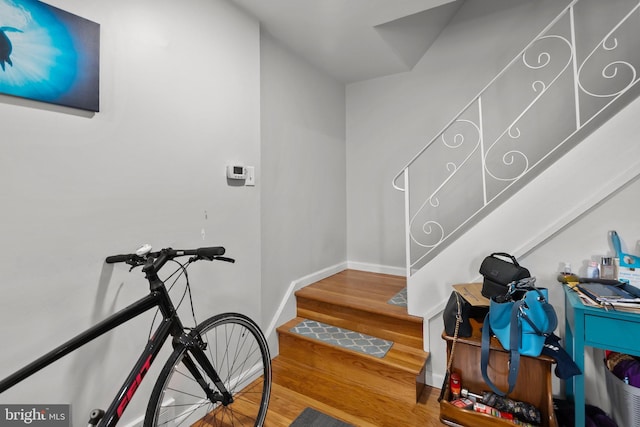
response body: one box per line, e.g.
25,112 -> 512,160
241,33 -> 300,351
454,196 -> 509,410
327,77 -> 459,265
563,285 -> 640,427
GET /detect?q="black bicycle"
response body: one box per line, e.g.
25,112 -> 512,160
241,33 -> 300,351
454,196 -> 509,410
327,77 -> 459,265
0,245 -> 272,427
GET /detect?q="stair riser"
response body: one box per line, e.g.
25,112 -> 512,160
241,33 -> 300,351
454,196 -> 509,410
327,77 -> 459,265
272,359 -> 417,426
278,331 -> 419,404
296,296 -> 423,349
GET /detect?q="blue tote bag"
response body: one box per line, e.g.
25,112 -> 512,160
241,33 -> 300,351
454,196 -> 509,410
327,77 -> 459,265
481,279 -> 558,396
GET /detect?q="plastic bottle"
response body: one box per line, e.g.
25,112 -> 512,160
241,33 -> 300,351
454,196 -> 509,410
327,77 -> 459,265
450,372 -> 461,399
557,262 -> 579,283
587,261 -> 600,279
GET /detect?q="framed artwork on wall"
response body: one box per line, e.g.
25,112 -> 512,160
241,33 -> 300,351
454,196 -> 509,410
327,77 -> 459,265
0,0 -> 100,112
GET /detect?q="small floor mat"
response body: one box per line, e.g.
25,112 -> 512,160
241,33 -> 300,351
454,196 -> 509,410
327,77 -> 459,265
387,287 -> 407,307
290,319 -> 393,358
290,407 -> 354,427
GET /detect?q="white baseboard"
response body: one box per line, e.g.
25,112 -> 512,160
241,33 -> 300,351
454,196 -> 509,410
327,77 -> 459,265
428,372 -> 446,390
122,398 -> 175,427
346,261 -> 405,277
264,262 -> 347,340
265,261 -> 405,343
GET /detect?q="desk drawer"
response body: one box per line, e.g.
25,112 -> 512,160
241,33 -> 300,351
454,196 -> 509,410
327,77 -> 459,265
585,314 -> 640,353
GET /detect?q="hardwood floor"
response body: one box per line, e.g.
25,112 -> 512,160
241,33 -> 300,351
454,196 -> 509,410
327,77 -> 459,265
263,358 -> 445,426
201,269 -> 446,426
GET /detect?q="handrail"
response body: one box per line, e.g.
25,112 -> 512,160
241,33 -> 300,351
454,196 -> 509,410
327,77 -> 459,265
393,0 -> 640,274
392,0 -> 581,192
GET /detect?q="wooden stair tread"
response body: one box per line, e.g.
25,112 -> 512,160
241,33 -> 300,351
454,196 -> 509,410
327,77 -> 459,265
295,270 -> 420,322
301,274 -> 406,301
278,317 -> 428,375
295,304 -> 423,349
294,270 -> 423,349
296,285 -> 419,321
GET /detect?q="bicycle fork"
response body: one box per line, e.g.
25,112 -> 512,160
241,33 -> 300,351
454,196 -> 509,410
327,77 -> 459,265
88,326 -> 232,427
176,330 -> 234,406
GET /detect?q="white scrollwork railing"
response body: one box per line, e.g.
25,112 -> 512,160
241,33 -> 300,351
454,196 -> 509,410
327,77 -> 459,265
393,0 -> 640,276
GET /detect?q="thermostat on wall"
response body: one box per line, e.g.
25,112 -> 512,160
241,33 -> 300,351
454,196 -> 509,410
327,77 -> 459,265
227,165 -> 246,180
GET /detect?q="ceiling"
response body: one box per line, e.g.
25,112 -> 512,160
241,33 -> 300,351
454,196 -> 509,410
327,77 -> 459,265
231,0 -> 465,83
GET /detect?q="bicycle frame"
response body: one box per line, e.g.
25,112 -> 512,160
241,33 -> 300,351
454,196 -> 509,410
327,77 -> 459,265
0,279 -> 226,427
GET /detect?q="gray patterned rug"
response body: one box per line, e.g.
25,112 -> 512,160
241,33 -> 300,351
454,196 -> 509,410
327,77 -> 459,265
290,407 -> 354,427
387,287 -> 407,307
290,319 -> 393,358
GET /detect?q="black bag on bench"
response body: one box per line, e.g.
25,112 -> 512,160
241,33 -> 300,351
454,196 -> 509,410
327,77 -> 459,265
479,252 -> 530,298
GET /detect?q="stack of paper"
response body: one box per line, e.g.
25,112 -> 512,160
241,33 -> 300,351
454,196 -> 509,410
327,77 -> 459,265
574,282 -> 640,312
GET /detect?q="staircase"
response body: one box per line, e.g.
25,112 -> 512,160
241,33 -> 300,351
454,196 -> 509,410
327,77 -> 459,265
393,0 -> 640,276
273,269 -> 430,425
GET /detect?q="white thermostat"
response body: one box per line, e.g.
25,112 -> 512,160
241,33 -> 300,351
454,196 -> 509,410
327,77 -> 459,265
227,165 -> 246,180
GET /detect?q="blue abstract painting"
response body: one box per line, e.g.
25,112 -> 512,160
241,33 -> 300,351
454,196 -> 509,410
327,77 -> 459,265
0,0 -> 99,112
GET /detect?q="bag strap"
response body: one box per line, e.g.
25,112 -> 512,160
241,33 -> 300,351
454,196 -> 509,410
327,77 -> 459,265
480,302 -> 522,396
490,252 -> 520,267
519,308 -> 545,336
438,292 -> 463,402
519,289 -> 558,335
519,305 -> 558,336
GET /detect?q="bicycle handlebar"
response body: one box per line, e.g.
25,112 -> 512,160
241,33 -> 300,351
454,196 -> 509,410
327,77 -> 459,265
105,246 -> 234,274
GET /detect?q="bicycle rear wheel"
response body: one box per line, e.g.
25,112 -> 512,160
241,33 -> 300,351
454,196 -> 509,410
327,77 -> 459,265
144,313 -> 271,427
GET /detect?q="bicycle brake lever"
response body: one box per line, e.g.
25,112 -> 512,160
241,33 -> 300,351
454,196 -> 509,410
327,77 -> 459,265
214,256 -> 235,263
124,255 -> 145,272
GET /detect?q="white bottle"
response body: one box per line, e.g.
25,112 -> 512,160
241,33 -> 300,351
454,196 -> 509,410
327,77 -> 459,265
587,261 -> 600,279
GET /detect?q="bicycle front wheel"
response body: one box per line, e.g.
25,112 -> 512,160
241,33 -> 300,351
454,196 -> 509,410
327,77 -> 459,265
144,313 -> 271,427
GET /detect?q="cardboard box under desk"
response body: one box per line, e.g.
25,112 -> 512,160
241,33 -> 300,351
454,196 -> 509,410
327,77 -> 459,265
452,282 -> 490,318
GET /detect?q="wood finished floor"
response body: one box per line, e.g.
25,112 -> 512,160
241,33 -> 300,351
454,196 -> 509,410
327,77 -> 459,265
199,269 -> 445,426
263,360 -> 445,426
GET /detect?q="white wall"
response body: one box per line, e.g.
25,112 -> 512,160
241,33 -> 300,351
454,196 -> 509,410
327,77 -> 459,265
0,0 -> 261,425
260,31 -> 347,347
